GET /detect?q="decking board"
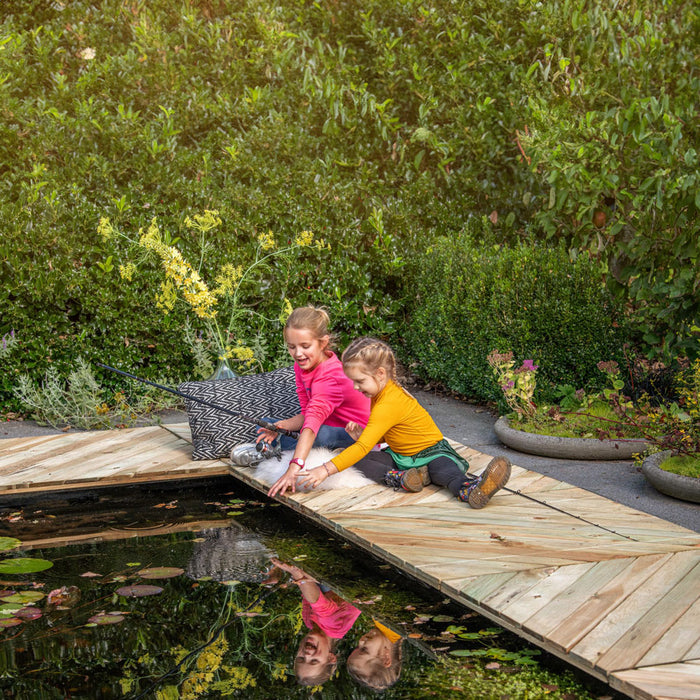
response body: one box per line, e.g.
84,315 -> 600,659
1,422 -> 698,699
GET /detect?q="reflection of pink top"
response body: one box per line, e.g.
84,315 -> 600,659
295,352 -> 370,435
302,592 -> 361,639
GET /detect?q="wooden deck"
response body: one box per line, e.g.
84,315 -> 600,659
1,424 -> 699,700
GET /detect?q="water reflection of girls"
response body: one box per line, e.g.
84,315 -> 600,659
347,620 -> 403,690
267,557 -> 361,687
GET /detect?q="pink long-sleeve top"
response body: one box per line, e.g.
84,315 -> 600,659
302,592 -> 361,639
295,352 -> 370,435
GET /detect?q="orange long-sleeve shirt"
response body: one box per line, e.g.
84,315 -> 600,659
330,380 -> 443,472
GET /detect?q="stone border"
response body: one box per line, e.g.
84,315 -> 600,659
494,416 -> 648,460
641,450 -> 700,503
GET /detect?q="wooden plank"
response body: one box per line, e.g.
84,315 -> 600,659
521,558 -> 637,639
596,560 -> 700,672
611,660 -> 700,700
500,562 -> 597,624
547,553 -> 672,652
637,598 -> 700,668
18,519 -> 231,550
569,550 -> 700,669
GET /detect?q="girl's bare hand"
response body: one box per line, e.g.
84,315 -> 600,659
345,421 -> 363,441
297,465 -> 328,491
267,469 -> 300,498
256,425 -> 279,444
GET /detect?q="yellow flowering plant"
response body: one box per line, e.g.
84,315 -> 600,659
97,211 -> 327,376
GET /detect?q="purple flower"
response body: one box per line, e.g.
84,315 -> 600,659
520,359 -> 538,372
502,381 -> 515,390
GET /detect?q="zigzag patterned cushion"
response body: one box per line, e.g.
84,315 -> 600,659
179,366 -> 300,460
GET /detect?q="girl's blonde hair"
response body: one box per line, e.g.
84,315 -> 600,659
284,306 -> 334,345
347,638 -> 403,690
341,337 -> 398,383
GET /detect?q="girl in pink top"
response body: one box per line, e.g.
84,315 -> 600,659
267,557 -> 360,686
259,307 -> 370,497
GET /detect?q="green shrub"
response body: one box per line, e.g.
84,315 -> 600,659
0,0 -> 696,413
402,224 -> 633,404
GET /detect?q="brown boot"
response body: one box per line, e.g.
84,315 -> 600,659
460,457 -> 511,509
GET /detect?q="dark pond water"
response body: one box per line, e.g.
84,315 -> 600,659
0,479 -> 622,699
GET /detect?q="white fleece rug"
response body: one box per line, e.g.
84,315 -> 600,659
253,447 -> 374,490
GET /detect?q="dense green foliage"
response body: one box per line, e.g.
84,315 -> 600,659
0,0 -> 696,410
404,228 -> 630,403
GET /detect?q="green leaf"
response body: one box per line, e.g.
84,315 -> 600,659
0,538 -> 21,553
0,558 -> 53,574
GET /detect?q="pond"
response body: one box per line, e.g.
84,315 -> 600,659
1,479 -> 623,699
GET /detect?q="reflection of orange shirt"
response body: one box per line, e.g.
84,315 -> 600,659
375,620 -> 402,643
331,380 -> 443,472
302,592 -> 361,639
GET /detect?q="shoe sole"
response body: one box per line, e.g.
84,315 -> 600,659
401,466 -> 431,492
467,457 -> 511,509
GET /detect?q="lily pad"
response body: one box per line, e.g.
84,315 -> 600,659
1,591 -> 44,605
88,612 -> 125,625
0,538 -> 21,552
15,607 -> 42,621
0,617 -> 22,628
0,590 -> 16,599
0,603 -> 22,617
116,584 -> 163,598
137,567 -> 184,580
0,557 -> 53,575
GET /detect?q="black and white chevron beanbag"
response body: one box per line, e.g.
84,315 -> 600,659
178,366 -> 300,460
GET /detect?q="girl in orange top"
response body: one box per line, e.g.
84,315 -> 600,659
298,337 -> 511,508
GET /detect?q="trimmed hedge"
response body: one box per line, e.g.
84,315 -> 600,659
402,228 -> 633,404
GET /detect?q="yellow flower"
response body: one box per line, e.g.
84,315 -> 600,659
184,210 -> 222,233
213,263 -> 243,297
156,280 -> 177,314
118,263 -> 135,281
271,662 -> 288,682
279,297 -> 293,324
294,229 -> 314,247
140,220 -> 218,319
257,230 -> 275,251
97,216 -> 114,241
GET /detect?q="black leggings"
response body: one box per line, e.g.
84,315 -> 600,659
353,450 -> 471,498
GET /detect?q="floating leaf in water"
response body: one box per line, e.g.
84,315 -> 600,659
126,563 -> 141,567
0,538 -> 21,552
0,558 -> 53,574
80,571 -> 102,578
15,607 -> 42,621
116,585 -> 163,597
226,511 -> 244,517
47,586 -> 80,607
1,591 -> 44,605
0,590 -> 16,599
137,567 -> 184,579
0,603 -> 22,617
88,612 -> 125,625
0,617 -> 22,628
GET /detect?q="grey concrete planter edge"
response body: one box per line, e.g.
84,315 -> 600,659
641,450 -> 700,504
494,416 -> 649,460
